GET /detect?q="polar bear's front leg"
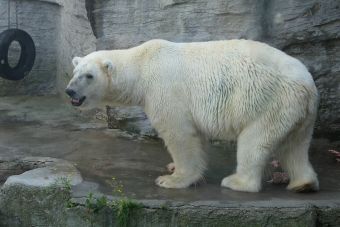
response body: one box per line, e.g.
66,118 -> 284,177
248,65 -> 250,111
155,126 -> 206,189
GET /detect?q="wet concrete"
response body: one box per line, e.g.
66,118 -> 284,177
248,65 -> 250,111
0,95 -> 339,202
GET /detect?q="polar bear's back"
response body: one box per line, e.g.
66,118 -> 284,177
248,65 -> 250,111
147,39 -> 313,85
139,39 -> 313,85
138,39 -> 317,139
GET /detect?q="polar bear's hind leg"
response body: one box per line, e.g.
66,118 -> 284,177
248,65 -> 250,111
221,118 -> 274,192
221,104 -> 310,192
278,119 -> 319,192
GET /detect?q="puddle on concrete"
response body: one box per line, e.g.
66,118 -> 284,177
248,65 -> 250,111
0,95 -> 339,202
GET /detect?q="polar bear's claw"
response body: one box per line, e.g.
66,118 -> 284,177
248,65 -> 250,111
155,174 -> 197,188
287,180 -> 319,192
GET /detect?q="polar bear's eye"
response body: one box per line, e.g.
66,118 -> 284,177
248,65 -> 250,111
86,74 -> 94,79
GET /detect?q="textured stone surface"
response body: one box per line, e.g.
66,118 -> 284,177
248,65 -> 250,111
0,156 -> 83,227
1,185 -> 340,227
3,157 -> 82,187
0,0 -> 60,95
0,96 -> 339,226
55,0 -> 96,97
92,0 -> 265,49
106,106 -> 158,138
0,0 -> 338,135
0,182 -> 72,227
0,0 -> 95,96
264,0 -> 340,137
91,0 -> 340,136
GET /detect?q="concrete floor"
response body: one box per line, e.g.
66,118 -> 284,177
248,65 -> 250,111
0,95 -> 339,202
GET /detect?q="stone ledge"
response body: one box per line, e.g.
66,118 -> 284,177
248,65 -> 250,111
1,175 -> 339,226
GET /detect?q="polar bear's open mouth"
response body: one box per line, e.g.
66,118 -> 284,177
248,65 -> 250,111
71,96 -> 86,106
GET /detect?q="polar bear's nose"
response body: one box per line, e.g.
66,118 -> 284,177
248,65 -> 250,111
65,88 -> 76,97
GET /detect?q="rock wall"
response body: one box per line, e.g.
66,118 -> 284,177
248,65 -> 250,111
0,0 -> 96,96
0,0 -> 338,136
0,0 -> 60,95
265,0 -> 340,137
91,0 -> 340,136
54,0 -> 96,97
92,0 -> 265,49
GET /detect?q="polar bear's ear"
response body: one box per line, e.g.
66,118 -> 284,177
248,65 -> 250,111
103,60 -> 115,74
72,57 -> 83,67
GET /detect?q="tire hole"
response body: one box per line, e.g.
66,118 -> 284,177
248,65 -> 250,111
7,41 -> 22,68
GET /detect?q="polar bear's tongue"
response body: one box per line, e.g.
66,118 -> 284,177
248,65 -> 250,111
70,96 -> 86,106
71,98 -> 82,106
71,98 -> 80,104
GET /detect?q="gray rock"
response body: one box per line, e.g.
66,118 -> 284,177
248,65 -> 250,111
0,156 -> 83,227
55,0 -> 96,96
0,182 -> 72,227
0,0 -> 338,137
0,0 -> 59,95
264,0 -> 340,138
106,106 -> 158,138
92,0 -> 264,50
0,0 -> 96,96
4,157 -> 82,187
0,156 -> 82,187
91,0 -> 339,137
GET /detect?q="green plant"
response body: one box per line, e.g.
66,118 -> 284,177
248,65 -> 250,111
114,198 -> 142,227
48,177 -> 76,210
160,202 -> 170,210
111,177 -> 125,197
85,192 -> 109,213
110,177 -> 142,227
53,176 -> 72,192
57,176 -> 142,227
66,198 -> 77,208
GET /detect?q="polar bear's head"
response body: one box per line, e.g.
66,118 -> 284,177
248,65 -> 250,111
65,54 -> 114,108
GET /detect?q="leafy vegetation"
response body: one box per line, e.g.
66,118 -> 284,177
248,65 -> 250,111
60,176 -> 141,227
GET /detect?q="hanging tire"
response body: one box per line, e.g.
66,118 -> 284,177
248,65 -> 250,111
0,29 -> 36,81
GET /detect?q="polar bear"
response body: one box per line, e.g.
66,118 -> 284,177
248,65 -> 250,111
66,39 -> 319,192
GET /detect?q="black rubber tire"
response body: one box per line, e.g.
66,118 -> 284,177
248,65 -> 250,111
0,29 -> 36,81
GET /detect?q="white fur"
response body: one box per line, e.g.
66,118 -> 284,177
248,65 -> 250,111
72,57 -> 83,67
67,39 -> 319,192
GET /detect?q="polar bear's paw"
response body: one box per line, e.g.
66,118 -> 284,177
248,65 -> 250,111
287,179 -> 319,192
155,174 -> 199,188
166,162 -> 175,173
221,174 -> 261,192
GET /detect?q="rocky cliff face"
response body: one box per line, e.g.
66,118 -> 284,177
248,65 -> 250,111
91,0 -> 339,137
0,0 -> 338,136
0,0 -> 96,96
265,0 -> 340,137
0,0 -> 60,95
